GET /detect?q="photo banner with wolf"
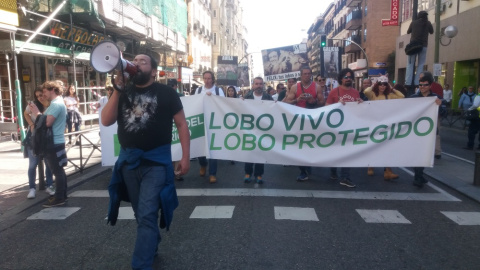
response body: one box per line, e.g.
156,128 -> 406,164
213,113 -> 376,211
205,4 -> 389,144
262,44 -> 309,81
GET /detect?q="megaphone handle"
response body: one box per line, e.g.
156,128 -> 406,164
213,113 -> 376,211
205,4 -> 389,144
112,75 -> 123,92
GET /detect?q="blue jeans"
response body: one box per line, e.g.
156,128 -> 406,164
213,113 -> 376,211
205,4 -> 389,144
244,163 -> 264,176
330,167 -> 351,179
198,157 -> 218,176
405,47 -> 427,86
27,147 -> 53,189
43,144 -> 67,200
122,163 -> 166,270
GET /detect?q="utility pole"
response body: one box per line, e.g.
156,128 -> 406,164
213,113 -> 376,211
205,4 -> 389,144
433,0 -> 441,81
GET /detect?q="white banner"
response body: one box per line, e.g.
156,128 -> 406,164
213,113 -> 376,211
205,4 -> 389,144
103,95 -> 439,167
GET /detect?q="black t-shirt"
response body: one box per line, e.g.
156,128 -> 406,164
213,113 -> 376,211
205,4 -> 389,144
117,82 -> 183,151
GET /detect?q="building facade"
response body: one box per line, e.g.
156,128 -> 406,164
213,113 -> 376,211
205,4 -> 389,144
395,0 -> 480,108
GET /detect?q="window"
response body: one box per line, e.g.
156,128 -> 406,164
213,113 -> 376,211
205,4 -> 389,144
364,27 -> 367,42
214,33 -> 216,45
214,10 -> 216,17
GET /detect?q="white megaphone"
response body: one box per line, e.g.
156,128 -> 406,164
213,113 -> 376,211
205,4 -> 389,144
90,40 -> 138,78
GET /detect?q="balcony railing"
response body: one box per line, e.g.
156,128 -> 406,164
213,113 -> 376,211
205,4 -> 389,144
346,10 -> 362,30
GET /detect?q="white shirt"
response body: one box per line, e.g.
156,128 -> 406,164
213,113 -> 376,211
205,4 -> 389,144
271,93 -> 279,101
443,89 -> 452,102
195,85 -> 225,96
64,96 -> 78,111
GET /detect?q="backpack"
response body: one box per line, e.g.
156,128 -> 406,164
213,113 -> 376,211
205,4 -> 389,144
197,86 -> 220,95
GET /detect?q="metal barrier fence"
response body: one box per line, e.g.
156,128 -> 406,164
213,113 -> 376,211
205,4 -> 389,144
440,108 -> 468,130
37,127 -> 102,190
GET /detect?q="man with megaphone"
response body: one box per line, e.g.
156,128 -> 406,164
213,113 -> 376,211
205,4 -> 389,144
101,52 -> 190,269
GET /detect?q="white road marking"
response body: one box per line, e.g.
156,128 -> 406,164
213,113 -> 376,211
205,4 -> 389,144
356,209 -> 411,224
441,211 -> 480,225
189,206 -> 235,219
274,207 -> 319,221
70,188 -> 460,201
27,207 -> 81,220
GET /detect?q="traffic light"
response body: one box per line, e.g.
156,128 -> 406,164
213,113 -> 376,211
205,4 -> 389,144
320,35 -> 326,47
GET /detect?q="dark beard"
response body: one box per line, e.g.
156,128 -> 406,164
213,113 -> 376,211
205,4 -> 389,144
132,70 -> 150,85
344,81 -> 352,87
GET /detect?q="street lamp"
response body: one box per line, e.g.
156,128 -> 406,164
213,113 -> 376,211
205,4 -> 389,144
434,0 -> 458,80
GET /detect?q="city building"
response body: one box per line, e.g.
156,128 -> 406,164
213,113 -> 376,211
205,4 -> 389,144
307,0 -> 399,87
0,0 -> 187,127
395,0 -> 480,108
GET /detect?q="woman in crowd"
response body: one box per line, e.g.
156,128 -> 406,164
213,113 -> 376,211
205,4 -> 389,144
226,85 -> 237,164
64,85 -> 82,144
363,76 -> 404,180
226,85 -> 238,98
24,88 -> 54,199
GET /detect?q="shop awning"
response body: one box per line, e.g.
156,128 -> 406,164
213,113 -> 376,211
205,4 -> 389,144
0,40 -> 90,61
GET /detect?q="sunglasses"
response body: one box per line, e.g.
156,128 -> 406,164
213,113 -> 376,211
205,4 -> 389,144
379,82 -> 389,86
418,83 -> 430,87
317,78 -> 326,81
343,76 -> 353,79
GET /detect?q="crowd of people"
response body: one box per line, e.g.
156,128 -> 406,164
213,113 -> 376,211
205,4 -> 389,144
176,68 -> 446,189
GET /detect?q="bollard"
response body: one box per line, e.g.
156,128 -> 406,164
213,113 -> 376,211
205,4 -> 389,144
475,151 -> 480,186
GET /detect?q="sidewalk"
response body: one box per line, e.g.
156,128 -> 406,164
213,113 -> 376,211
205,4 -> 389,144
0,129 -> 107,220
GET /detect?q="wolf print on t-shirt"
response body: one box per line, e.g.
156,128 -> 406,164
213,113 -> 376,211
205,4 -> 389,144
122,93 -> 158,132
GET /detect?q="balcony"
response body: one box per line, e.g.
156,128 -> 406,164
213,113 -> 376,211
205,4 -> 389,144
347,0 -> 362,7
344,35 -> 361,53
346,10 -> 362,30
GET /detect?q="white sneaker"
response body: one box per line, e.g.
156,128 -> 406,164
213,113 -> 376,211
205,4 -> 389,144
27,188 -> 36,199
45,186 -> 55,196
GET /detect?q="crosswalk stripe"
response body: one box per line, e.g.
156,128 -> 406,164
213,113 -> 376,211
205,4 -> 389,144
189,206 -> 235,219
27,207 -> 81,220
274,207 -> 319,221
356,209 -> 411,224
70,188 -> 460,202
440,211 -> 480,225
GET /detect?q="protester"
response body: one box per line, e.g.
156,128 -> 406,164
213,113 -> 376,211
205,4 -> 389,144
405,10 -> 434,93
418,72 -> 443,158
393,83 -> 408,97
443,84 -> 452,108
96,86 -> 114,115
464,86 -> 480,150
24,88 -> 54,199
458,86 -> 476,110
278,78 -> 296,102
316,74 -> 330,101
102,53 -> 190,269
284,67 -> 325,181
408,72 -> 442,187
29,81 -> 68,207
64,85 -> 82,145
360,78 -> 372,101
226,85 -> 238,98
326,68 -> 363,188
168,79 -> 183,97
363,76 -> 404,180
195,71 -> 224,183
242,77 -> 273,184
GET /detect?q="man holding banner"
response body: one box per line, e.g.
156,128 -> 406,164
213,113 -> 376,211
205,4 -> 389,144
326,68 -> 363,188
101,53 -> 190,269
242,77 -> 273,183
284,67 -> 324,181
195,71 -> 224,183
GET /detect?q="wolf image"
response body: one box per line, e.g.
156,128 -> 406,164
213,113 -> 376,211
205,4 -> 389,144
122,93 -> 157,132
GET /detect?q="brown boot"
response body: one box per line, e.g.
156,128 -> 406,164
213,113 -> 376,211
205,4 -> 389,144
367,167 -> 374,176
199,166 -> 206,177
384,167 -> 399,180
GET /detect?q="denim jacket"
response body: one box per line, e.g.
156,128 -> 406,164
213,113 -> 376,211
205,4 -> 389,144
107,144 -> 178,231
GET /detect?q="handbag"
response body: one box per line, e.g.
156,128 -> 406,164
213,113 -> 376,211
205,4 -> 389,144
466,109 -> 479,121
405,40 -> 423,55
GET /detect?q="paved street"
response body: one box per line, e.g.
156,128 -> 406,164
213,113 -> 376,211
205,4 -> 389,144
1,126 -> 480,269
